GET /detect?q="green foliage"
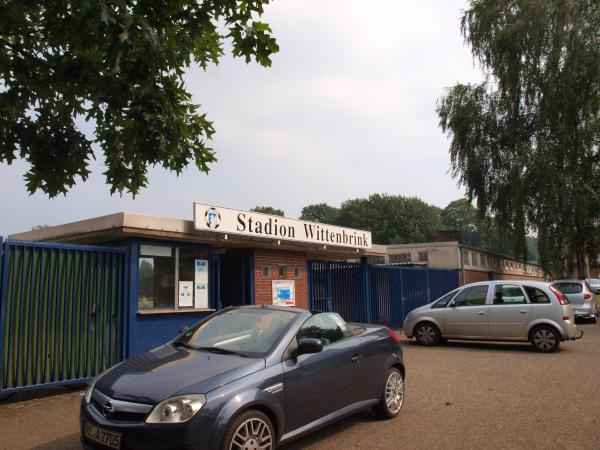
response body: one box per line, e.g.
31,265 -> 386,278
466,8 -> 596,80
437,0 -> 600,277
0,0 -> 278,196
250,205 -> 284,217
300,203 -> 340,224
335,194 -> 442,245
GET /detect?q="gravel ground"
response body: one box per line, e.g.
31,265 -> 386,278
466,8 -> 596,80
1,322 -> 598,450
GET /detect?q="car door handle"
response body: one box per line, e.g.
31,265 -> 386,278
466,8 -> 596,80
351,354 -> 361,363
477,311 -> 485,315
519,310 -> 528,314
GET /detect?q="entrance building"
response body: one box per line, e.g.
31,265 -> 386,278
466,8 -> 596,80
8,204 -> 381,356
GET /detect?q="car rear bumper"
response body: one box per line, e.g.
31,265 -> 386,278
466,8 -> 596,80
80,400 -> 218,450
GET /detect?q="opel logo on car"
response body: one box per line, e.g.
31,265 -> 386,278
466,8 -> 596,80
205,207 -> 221,229
102,401 -> 115,417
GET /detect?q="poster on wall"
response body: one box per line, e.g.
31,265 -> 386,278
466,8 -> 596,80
272,280 -> 295,307
194,259 -> 209,309
178,281 -> 194,307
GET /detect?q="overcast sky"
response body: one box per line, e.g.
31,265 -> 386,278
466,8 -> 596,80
0,0 -> 483,235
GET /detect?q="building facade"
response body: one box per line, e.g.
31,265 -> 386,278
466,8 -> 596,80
374,241 -> 545,286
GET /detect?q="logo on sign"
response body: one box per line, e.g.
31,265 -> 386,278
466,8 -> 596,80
205,207 -> 221,229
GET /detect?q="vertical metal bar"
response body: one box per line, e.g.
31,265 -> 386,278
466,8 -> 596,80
248,255 -> 254,305
0,239 -> 9,389
241,257 -> 246,305
326,262 -> 333,312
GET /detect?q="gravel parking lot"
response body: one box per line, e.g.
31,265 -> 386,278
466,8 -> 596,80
1,322 -> 599,450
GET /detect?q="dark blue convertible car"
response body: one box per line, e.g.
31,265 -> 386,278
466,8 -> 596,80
81,305 -> 405,449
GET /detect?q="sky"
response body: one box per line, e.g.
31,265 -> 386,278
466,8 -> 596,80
0,0 -> 484,236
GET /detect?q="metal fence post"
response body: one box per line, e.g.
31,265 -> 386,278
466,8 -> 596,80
425,268 -> 431,303
362,259 -> 372,323
326,262 -> 333,312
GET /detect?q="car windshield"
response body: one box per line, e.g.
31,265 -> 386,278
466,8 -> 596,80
588,279 -> 600,289
174,308 -> 298,357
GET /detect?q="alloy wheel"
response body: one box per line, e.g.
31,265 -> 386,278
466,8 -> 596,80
385,371 -> 404,414
533,329 -> 556,351
229,417 -> 273,450
416,325 -> 436,344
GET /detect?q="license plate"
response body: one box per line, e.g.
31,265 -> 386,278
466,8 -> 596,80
84,422 -> 122,449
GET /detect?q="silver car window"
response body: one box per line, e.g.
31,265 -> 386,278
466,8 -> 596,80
431,289 -> 459,309
452,285 -> 488,307
554,282 -> 583,294
523,286 -> 551,304
493,284 -> 527,304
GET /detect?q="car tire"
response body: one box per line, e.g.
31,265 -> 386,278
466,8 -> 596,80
530,325 -> 560,353
372,367 -> 405,419
221,409 -> 276,450
414,322 -> 441,346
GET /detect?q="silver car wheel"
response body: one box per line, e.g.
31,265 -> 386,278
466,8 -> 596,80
230,417 -> 273,450
416,325 -> 436,344
533,329 -> 556,350
385,371 -> 404,414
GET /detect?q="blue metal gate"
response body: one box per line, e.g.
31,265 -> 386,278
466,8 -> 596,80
0,239 -> 129,394
308,260 -> 458,329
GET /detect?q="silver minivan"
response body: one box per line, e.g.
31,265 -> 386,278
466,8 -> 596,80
403,280 -> 582,352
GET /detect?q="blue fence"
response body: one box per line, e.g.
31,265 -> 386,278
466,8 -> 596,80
308,260 -> 458,329
0,239 -> 129,395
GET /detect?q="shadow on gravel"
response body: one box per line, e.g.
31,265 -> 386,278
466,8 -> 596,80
0,385 -> 86,406
282,410 -> 377,449
401,339 -> 545,354
31,433 -> 81,450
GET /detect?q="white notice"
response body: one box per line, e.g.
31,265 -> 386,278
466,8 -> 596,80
178,281 -> 194,307
194,259 -> 209,309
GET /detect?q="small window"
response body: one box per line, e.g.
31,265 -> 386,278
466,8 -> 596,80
390,253 -> 411,263
418,251 -> 429,262
297,313 -> 351,346
524,286 -> 551,304
278,266 -> 288,277
464,250 -> 471,266
453,285 -> 488,306
553,282 -> 583,294
262,266 -> 271,278
493,284 -> 526,304
432,289 -> 459,308
293,267 -> 302,278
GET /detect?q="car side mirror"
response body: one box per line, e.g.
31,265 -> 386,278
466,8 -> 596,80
179,325 -> 190,334
293,338 -> 323,358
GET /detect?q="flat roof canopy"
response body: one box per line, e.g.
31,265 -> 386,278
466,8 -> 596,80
9,212 -> 385,259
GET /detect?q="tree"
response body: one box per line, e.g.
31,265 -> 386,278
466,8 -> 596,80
0,1 -> 278,197
437,0 -> 600,277
250,206 -> 284,217
299,203 -> 340,224
441,199 -> 484,248
336,194 -> 442,245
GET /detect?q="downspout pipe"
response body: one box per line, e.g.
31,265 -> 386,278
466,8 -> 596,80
459,244 -> 466,286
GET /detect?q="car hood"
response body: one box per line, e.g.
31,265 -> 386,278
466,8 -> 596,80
95,344 -> 265,404
408,303 -> 433,316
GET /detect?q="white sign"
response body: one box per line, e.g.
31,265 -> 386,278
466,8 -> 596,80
193,203 -> 372,249
272,280 -> 295,307
178,281 -> 194,307
194,259 -> 209,309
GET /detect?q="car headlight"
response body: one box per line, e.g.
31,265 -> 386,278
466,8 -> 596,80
146,394 -> 206,424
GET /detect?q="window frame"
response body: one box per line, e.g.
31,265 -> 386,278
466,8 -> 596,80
295,312 -> 353,347
450,285 -> 490,307
491,283 -> 529,306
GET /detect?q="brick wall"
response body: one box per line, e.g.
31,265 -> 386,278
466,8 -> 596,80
253,249 -> 309,309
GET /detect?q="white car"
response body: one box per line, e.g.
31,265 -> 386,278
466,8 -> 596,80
403,280 -> 583,352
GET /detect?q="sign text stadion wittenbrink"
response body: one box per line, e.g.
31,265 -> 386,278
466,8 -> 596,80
193,203 -> 372,249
